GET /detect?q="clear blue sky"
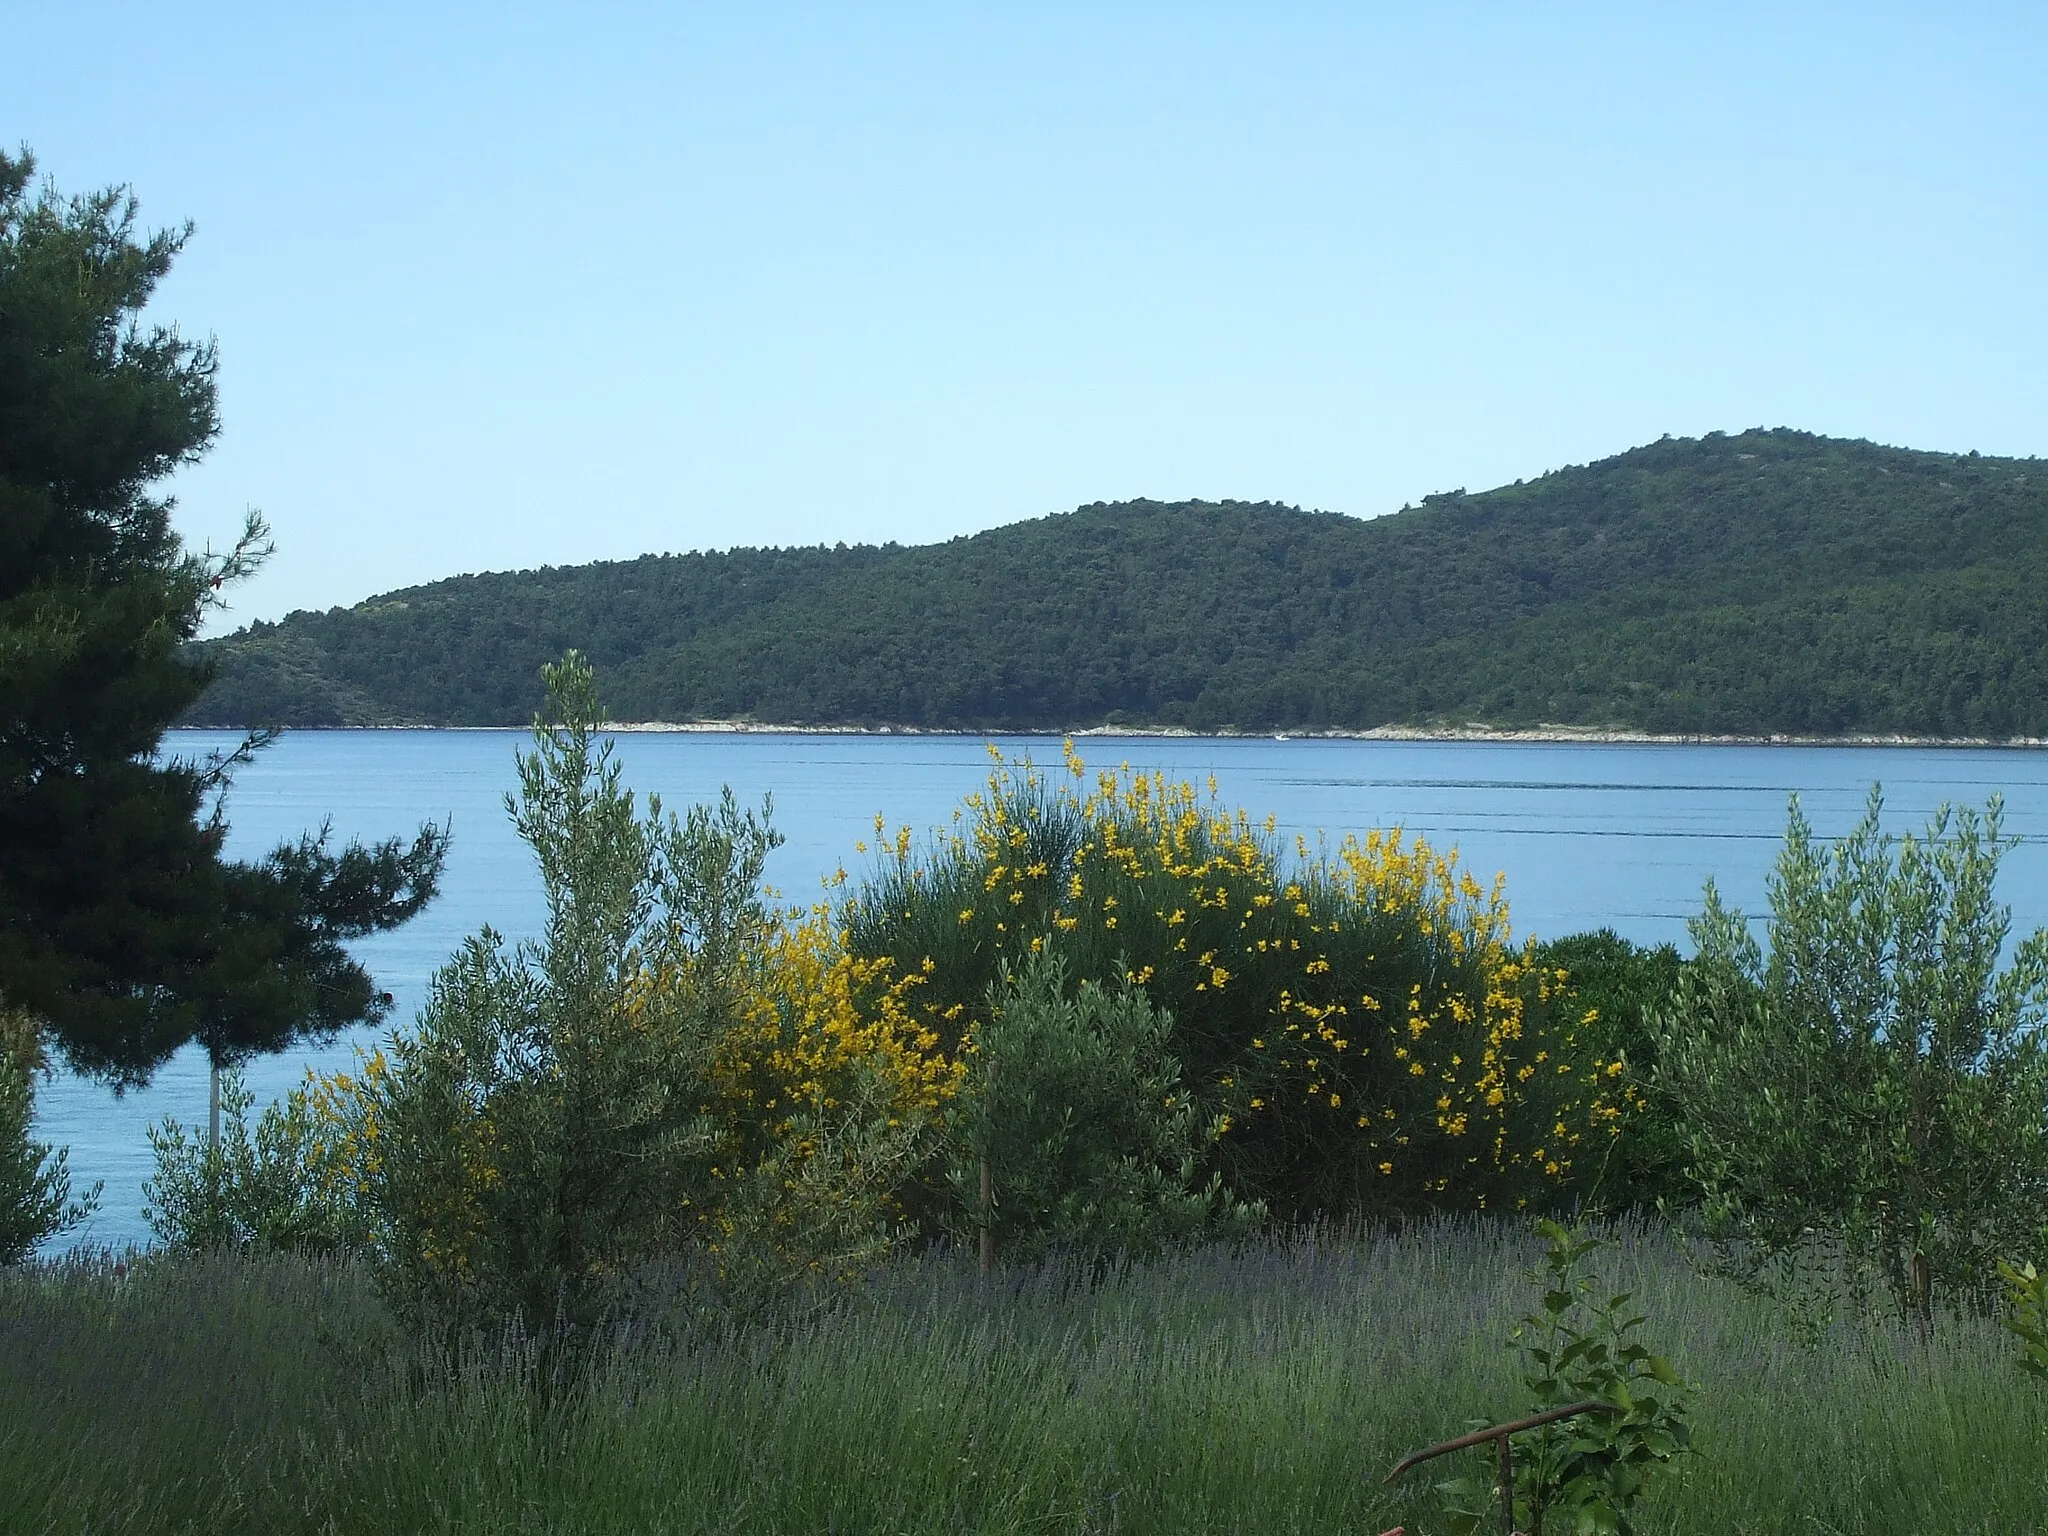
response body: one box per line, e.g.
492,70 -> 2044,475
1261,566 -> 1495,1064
14,3 -> 2046,624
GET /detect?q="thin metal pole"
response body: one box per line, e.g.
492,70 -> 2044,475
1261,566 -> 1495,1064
978,1157 -> 995,1275
978,1060 -> 996,1276
208,1059 -> 220,1153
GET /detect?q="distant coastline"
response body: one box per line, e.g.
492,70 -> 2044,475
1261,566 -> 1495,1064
182,435 -> 2048,742
169,722 -> 2048,748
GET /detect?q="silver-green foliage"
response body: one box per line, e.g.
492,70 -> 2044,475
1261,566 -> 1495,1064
1655,787 -> 2048,1316
145,1070 -> 362,1252
948,949 -> 1260,1267
365,652 -> 776,1342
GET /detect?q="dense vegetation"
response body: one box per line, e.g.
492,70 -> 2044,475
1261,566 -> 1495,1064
184,430 -> 2048,736
20,659 -> 2048,1532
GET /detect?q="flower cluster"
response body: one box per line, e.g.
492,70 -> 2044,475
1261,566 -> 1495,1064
700,907 -> 964,1219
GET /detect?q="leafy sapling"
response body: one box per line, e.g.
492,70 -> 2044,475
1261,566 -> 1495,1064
1441,1220 -> 1693,1536
1653,789 -> 2048,1321
144,1068 -> 364,1252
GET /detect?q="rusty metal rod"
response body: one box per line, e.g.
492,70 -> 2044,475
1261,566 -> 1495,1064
1384,1400 -> 1621,1483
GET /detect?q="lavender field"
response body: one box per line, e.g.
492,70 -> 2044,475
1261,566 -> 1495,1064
5,1220 -> 2042,1534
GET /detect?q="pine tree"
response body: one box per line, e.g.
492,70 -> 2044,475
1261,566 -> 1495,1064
0,148 -> 446,1086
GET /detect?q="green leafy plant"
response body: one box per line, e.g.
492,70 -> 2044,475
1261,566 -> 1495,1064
1999,1259 -> 2048,1381
1653,788 -> 2048,1320
1441,1220 -> 1692,1536
945,948 -> 1259,1268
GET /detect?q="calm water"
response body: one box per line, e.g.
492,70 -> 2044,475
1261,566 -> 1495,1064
34,730 -> 2048,1252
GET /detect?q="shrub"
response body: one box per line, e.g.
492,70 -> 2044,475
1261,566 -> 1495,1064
691,905 -> 960,1303
1654,788 -> 2048,1318
1438,1219 -> 1692,1536
945,949 -> 1260,1267
1535,929 -> 1685,1210
848,746 -> 1624,1221
0,1009 -> 96,1263
271,654 -> 954,1348
144,1067 -> 367,1252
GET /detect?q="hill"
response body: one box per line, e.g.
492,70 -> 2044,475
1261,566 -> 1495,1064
181,429 -> 2048,736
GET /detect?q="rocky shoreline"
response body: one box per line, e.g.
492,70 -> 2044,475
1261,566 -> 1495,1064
262,721 -> 2048,748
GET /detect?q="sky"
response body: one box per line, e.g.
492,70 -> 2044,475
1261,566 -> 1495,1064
13,3 -> 2047,626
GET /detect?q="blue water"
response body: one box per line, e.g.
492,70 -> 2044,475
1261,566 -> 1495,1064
33,730 -> 2048,1253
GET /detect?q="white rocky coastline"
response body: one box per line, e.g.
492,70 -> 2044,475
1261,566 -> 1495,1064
566,721 -> 2048,748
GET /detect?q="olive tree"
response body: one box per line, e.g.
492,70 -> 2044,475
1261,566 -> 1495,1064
1654,788 -> 2048,1317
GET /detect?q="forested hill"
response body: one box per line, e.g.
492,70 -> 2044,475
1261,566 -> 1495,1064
183,429 -> 2048,736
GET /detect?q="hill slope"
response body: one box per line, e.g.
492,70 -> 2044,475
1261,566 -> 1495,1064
183,429 -> 2048,736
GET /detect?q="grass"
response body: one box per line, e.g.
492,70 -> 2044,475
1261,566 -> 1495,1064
4,1221 -> 2045,1534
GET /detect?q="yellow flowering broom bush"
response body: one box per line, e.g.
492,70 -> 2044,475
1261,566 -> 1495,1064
847,744 -> 1627,1219
684,906 -> 962,1292
706,909 -> 961,1178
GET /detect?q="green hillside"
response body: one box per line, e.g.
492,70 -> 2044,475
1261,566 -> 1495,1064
182,429 -> 2048,736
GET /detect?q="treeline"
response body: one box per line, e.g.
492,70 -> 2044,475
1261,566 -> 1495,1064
183,429 -> 2048,736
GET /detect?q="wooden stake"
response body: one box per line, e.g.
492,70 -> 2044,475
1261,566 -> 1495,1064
1497,1432 -> 1515,1536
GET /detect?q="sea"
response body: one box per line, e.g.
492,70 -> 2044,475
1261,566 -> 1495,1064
31,729 -> 2048,1253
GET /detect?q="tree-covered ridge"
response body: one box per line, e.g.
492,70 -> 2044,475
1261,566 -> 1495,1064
184,428 -> 2048,735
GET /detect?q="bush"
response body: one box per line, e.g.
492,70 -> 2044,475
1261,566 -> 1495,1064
848,746 -> 1624,1221
1654,788 -> 2048,1318
1535,929 -> 1685,1210
690,904 -> 960,1306
144,1068 -> 367,1253
945,949 -> 1259,1267
273,654 -> 953,1349
0,1009 -> 96,1263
